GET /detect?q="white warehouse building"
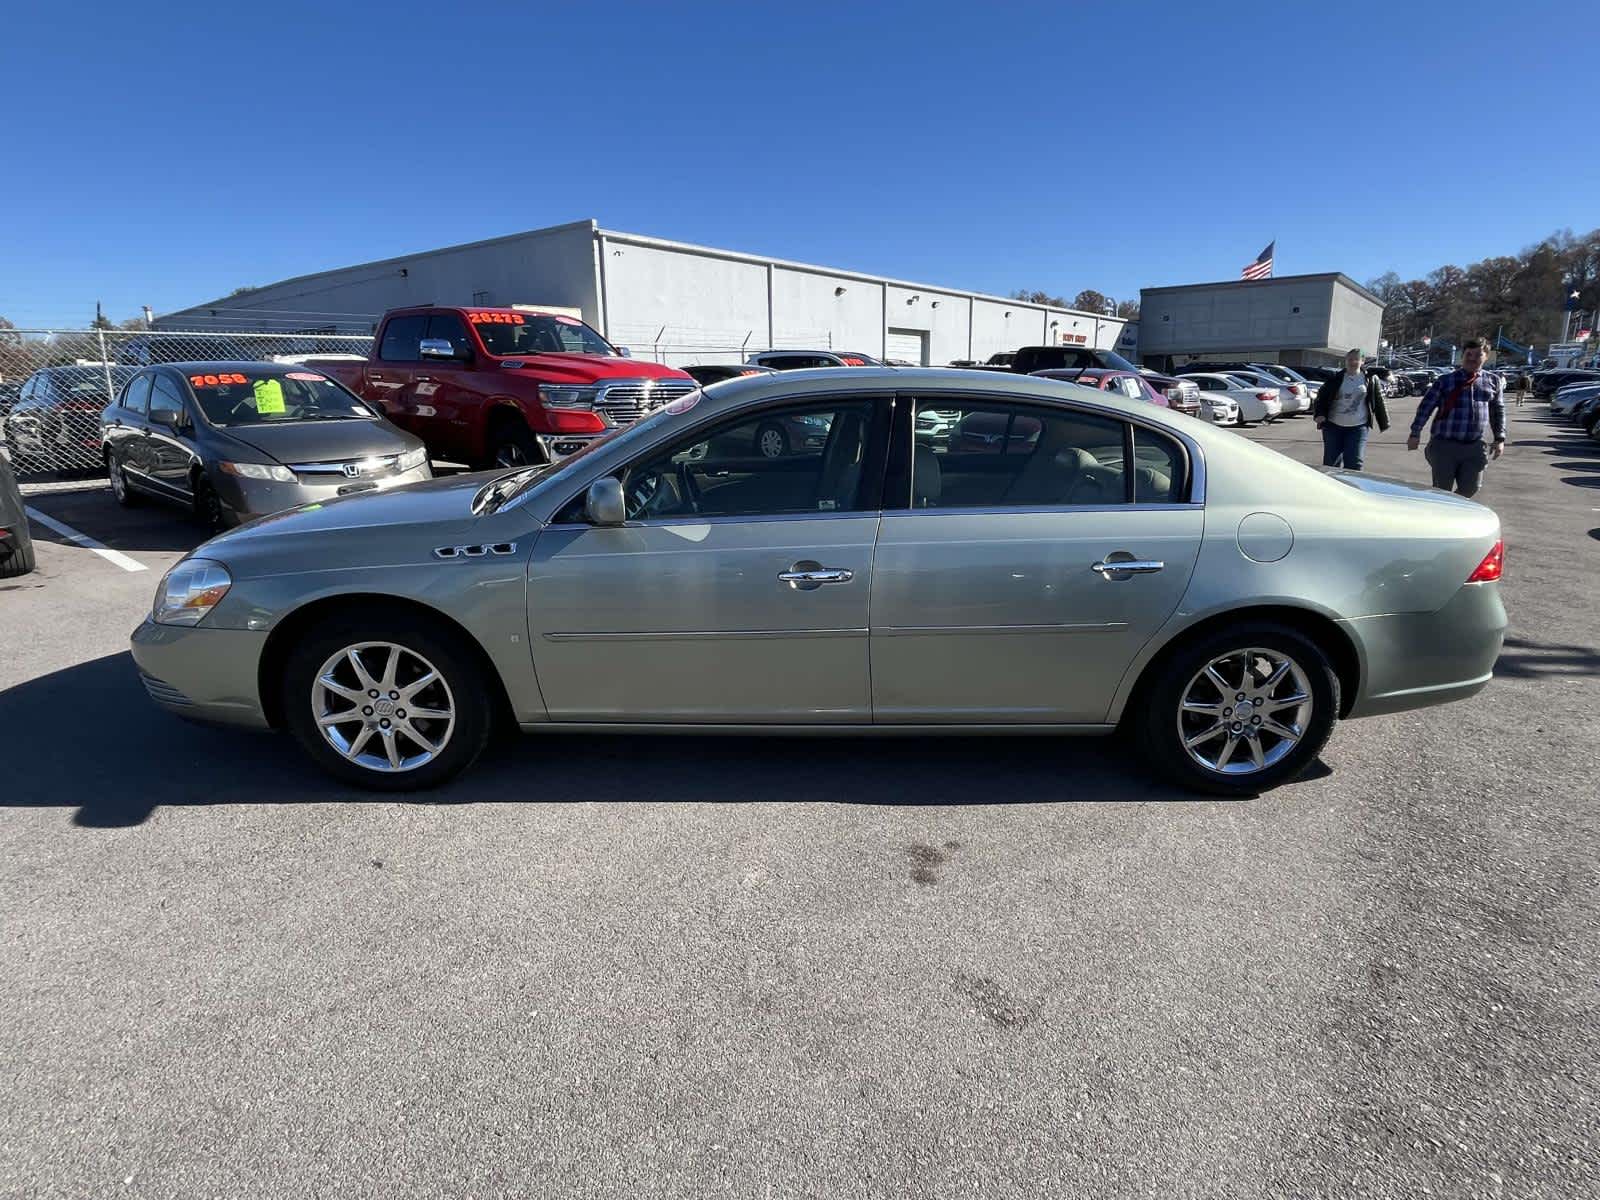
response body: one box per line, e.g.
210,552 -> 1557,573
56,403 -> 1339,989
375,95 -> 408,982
158,219 -> 1126,367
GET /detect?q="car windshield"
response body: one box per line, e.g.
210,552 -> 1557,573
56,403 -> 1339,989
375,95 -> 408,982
185,369 -> 376,426
483,395 -> 698,512
471,312 -> 617,357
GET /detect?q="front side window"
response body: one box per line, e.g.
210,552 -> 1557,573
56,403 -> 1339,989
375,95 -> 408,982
426,313 -> 474,357
149,375 -> 188,423
378,315 -> 428,361
615,400 -> 877,521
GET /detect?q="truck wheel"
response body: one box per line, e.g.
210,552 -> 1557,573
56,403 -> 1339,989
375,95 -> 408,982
485,417 -> 543,469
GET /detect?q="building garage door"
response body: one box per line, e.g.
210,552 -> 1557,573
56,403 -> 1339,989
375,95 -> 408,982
885,328 -> 928,366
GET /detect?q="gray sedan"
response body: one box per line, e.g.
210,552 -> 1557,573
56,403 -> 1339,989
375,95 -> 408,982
100,362 -> 431,530
129,368 -> 1506,795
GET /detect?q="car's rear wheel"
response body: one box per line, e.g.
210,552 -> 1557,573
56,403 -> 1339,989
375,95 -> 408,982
0,531 -> 35,578
1134,624 -> 1338,796
282,612 -> 493,791
107,452 -> 140,507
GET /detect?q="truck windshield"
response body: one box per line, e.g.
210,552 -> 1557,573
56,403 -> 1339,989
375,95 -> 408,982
186,370 -> 375,426
472,313 -> 617,357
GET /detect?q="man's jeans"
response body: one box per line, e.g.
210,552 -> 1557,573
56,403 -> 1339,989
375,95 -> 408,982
1321,423 -> 1369,470
1425,437 -> 1489,497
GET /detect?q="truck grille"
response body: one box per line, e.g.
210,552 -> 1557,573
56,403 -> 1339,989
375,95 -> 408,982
594,378 -> 696,425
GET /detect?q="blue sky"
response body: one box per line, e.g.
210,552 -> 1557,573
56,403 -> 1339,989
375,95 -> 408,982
1,0 -> 1594,327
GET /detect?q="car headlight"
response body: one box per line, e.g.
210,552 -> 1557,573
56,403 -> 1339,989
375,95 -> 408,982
539,385 -> 598,409
219,461 -> 295,483
153,559 -> 232,626
398,446 -> 429,472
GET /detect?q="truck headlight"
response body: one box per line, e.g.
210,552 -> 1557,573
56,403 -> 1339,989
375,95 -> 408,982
153,559 -> 232,626
219,460 -> 295,483
398,446 -> 429,472
539,385 -> 598,409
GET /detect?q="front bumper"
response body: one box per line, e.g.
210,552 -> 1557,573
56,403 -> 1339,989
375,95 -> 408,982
1342,582 -> 1507,718
213,464 -> 432,525
130,618 -> 271,729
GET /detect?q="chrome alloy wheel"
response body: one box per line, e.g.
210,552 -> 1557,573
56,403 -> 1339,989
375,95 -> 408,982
311,642 -> 456,773
1177,647 -> 1313,775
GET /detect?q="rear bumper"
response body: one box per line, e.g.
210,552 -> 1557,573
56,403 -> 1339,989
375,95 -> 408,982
1342,583 -> 1507,718
130,618 -> 271,729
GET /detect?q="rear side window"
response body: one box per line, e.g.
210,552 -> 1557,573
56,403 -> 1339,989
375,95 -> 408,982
911,399 -> 1124,508
122,374 -> 153,415
1132,427 -> 1187,503
378,315 -> 428,361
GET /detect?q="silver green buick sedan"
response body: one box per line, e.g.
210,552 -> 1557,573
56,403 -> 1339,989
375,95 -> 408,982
130,368 -> 1506,795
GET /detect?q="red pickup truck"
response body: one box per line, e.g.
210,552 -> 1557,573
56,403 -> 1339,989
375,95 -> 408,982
312,306 -> 696,467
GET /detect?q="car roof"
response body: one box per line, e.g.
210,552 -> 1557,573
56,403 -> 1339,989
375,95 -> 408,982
697,366 -> 1177,425
150,361 -> 318,374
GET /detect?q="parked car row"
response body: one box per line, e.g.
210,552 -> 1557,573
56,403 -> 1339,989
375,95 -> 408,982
1551,379 -> 1600,441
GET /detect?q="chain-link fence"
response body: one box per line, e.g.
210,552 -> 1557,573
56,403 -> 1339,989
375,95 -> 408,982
0,328 -> 373,479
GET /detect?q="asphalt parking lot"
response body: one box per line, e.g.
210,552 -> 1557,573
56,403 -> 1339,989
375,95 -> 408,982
2,409 -> 1597,1199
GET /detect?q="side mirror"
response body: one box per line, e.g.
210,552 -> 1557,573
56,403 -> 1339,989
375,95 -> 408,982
614,346 -> 632,358
420,338 -> 465,361
585,477 -> 625,526
153,407 -> 186,431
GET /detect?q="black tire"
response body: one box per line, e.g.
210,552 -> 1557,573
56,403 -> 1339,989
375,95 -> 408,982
484,418 -> 543,469
106,452 -> 140,507
193,477 -> 225,533
281,610 -> 494,792
1132,623 -> 1339,796
0,534 -> 35,578
753,421 -> 789,459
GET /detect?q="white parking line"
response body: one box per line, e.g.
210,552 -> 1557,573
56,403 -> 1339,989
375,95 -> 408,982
23,507 -> 147,573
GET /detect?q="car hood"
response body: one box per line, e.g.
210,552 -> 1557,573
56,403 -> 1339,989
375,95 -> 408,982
492,355 -> 692,385
215,418 -> 419,464
203,469 -> 532,556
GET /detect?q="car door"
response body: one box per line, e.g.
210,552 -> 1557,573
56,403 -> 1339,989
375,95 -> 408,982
366,315 -> 428,430
108,372 -> 154,485
871,393 -> 1203,724
527,394 -> 891,722
145,373 -> 200,501
415,311 -> 481,460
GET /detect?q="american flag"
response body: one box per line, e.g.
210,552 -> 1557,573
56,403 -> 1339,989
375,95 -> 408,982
1241,241 -> 1274,281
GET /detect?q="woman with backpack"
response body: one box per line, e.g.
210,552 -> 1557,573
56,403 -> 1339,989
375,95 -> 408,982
1313,348 -> 1389,470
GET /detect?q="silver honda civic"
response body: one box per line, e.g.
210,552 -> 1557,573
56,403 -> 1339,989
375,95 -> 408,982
129,368 -> 1506,795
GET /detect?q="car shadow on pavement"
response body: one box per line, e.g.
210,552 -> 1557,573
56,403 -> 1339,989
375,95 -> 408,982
0,653 -> 1242,827
25,491 -> 208,556
1494,635 -> 1600,680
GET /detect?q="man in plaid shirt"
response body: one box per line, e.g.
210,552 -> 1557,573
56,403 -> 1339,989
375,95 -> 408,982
1406,338 -> 1506,497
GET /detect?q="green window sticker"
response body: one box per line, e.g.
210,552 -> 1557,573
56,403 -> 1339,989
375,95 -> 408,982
253,378 -> 286,414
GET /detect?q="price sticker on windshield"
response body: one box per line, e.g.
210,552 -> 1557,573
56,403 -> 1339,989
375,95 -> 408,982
285,371 -> 324,382
252,378 -> 286,414
468,311 -> 525,325
189,372 -> 249,387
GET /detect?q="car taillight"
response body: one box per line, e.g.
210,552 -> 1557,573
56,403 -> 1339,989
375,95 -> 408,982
1466,540 -> 1504,583
1257,391 -> 1275,401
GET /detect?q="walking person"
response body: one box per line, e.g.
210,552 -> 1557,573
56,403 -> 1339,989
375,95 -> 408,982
1406,338 -> 1506,498
1313,348 -> 1388,469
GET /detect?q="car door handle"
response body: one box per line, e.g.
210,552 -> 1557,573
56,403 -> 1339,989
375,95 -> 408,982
779,564 -> 854,589
1091,559 -> 1165,578
414,375 -> 431,382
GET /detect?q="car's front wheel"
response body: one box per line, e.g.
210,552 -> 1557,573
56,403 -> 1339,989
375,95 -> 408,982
1134,624 -> 1339,796
282,612 -> 494,791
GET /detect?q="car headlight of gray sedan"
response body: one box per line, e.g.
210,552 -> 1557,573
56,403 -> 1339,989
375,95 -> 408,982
127,368 -> 1508,797
153,558 -> 232,626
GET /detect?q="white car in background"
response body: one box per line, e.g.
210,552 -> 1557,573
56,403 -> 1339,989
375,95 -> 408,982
1228,368 -> 1307,415
1250,363 -> 1318,413
1179,372 -> 1281,426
